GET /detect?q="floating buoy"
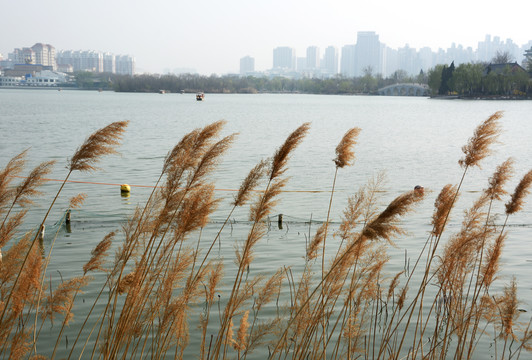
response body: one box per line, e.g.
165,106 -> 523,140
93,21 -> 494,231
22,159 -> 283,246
121,184 -> 131,197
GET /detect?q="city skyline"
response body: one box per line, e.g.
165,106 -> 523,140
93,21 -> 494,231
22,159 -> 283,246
2,0 -> 532,75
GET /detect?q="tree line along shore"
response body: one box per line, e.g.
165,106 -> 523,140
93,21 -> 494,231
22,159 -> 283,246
69,59 -> 532,99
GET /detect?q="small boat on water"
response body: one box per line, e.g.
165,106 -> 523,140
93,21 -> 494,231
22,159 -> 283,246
196,92 -> 205,101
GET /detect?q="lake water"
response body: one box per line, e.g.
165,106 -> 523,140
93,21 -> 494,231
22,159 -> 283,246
1,88 -> 532,358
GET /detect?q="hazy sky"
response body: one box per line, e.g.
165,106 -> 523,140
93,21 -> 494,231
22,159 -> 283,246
2,0 -> 531,75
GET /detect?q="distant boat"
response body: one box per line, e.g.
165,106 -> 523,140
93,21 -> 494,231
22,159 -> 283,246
159,89 -> 166,94
196,92 -> 204,101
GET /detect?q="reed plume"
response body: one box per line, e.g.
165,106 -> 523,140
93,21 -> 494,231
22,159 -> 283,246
485,158 -> 514,200
362,190 -> 424,244
0,211 -> 26,249
497,278 -> 519,341
387,271 -> 404,303
8,329 -> 31,360
10,161 -> 55,208
232,160 -> 267,207
207,261 -> 224,305
269,122 -> 310,180
254,270 -> 284,312
233,311 -> 250,352
11,242 -> 41,317
68,121 -> 129,172
505,169 -> 532,215
307,222 -> 328,261
0,150 -> 27,210
481,232 -> 507,287
42,276 -> 89,325
334,127 -> 361,168
69,193 -> 87,209
459,111 -> 502,168
431,184 -> 458,237
83,232 -> 114,274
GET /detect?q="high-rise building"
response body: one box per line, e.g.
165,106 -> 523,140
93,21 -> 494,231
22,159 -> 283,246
12,47 -> 36,65
56,50 -> 134,75
116,55 -> 135,75
239,56 -> 254,75
340,45 -> 356,77
354,31 -> 382,76
56,50 -> 103,72
103,53 -> 116,73
10,44 -> 56,69
273,47 -> 296,71
322,46 -> 338,77
31,43 -> 56,69
306,46 -> 320,71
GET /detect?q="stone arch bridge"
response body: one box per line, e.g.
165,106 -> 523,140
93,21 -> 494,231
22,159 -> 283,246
377,83 -> 430,96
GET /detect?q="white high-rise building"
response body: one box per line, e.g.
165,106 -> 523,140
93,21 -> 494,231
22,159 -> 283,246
239,56 -> 254,75
354,31 -> 382,76
57,50 -> 134,75
103,53 -> 116,73
56,50 -> 103,72
340,45 -> 356,77
116,55 -> 135,75
322,46 -> 338,77
306,46 -> 320,71
273,47 -> 296,71
31,43 -> 56,69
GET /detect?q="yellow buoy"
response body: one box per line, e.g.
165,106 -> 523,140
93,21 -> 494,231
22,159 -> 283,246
120,184 -> 131,193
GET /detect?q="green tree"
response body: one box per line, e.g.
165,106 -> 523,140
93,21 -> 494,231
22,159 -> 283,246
438,61 -> 455,95
427,65 -> 445,94
453,63 -> 483,95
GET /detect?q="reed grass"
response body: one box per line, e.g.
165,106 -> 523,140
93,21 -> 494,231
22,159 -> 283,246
1,112 -> 531,360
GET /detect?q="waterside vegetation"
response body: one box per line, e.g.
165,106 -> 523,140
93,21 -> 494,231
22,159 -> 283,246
77,63 -> 531,99
2,112 -> 532,359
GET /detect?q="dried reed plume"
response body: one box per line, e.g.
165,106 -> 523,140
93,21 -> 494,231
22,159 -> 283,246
11,243 -> 41,316
0,211 -> 26,249
68,121 -> 129,172
42,276 -> 89,324
387,271 -> 404,302
485,158 -> 514,200
269,122 -> 310,180
431,184 -> 458,237
459,111 -> 502,168
207,261 -> 224,304
334,127 -> 361,168
481,232 -> 507,287
307,222 -> 328,261
83,232 -> 114,274
249,178 -> 286,223
10,161 -> 55,208
233,311 -> 250,352
0,150 -> 27,210
497,278 -> 519,341
232,160 -> 267,207
505,169 -> 532,215
69,193 -> 87,209
362,190 -> 423,244
188,134 -> 237,187
255,270 -> 284,312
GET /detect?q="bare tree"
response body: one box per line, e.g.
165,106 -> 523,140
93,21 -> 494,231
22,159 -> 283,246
491,50 -> 515,64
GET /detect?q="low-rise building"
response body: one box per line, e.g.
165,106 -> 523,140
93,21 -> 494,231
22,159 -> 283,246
0,70 -> 70,87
